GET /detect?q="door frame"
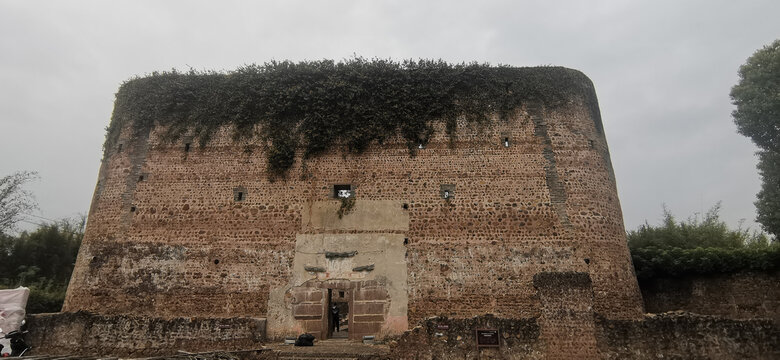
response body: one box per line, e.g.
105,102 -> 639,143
321,282 -> 354,340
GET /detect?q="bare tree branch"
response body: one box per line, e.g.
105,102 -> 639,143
0,171 -> 39,233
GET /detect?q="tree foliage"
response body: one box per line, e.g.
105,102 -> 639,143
106,59 -> 601,177
753,150 -> 780,238
731,40 -> 780,153
627,204 -> 778,279
0,171 -> 38,234
0,218 -> 84,313
730,39 -> 780,237
631,246 -> 779,280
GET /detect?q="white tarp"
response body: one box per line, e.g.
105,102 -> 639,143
0,287 -> 29,334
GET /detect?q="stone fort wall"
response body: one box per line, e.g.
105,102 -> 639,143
26,311 -> 265,357
63,91 -> 643,338
640,271 -> 780,323
390,313 -> 779,360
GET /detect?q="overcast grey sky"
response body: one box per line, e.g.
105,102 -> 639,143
1,0 -> 778,233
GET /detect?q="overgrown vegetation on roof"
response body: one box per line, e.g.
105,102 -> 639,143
106,58 -> 600,177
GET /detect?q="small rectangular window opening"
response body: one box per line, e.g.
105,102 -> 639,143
339,291 -> 345,298
185,143 -> 191,152
234,187 -> 247,202
440,184 -> 455,200
334,184 -> 353,198
138,175 -> 144,181
503,137 -> 510,147
118,143 -> 123,152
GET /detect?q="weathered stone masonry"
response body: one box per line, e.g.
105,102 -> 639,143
640,271 -> 780,323
25,311 -> 265,357
63,68 -> 644,343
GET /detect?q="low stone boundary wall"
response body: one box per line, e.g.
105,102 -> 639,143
390,314 -> 542,359
390,313 -> 779,359
20,311 -> 780,359
25,311 -> 266,357
640,271 -> 780,322
596,312 -> 779,360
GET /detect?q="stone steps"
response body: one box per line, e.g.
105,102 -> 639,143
19,345 -> 386,360
279,356 -> 359,360
275,349 -> 381,360
18,350 -> 262,360
270,340 -> 388,360
19,356 -> 118,360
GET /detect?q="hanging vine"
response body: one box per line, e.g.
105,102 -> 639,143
105,58 -> 600,177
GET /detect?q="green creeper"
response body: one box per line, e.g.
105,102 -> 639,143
104,60 -> 601,178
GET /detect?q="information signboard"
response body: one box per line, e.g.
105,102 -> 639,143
475,329 -> 500,347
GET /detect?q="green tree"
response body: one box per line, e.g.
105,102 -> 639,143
730,39 -> 780,237
628,203 -> 767,250
0,218 -> 84,313
627,205 -> 778,279
755,151 -> 780,238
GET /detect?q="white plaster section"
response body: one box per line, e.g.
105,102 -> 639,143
294,233 -> 407,311
301,200 -> 409,232
266,200 -> 410,339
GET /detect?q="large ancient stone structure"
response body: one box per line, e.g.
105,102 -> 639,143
63,64 -> 645,348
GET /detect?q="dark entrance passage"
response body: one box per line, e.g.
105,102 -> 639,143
327,288 -> 349,339
292,279 -> 391,340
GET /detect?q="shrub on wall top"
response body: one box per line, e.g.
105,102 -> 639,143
628,204 -> 778,279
